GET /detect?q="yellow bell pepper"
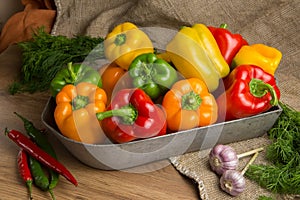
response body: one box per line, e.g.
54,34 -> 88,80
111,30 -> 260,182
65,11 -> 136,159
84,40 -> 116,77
166,24 -> 230,92
192,24 -> 230,78
231,44 -> 282,75
104,22 -> 154,70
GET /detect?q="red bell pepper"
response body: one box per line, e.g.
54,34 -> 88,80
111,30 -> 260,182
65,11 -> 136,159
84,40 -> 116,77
96,88 -> 167,143
208,24 -> 248,65
216,65 -> 280,121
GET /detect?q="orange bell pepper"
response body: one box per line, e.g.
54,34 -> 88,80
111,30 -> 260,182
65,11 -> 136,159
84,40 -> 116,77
54,82 -> 107,144
162,78 -> 218,131
99,62 -> 126,103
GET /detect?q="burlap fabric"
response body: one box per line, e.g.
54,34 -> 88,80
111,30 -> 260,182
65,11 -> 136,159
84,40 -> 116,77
51,0 -> 299,199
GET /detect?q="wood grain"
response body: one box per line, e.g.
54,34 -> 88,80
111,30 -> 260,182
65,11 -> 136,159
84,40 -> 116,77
0,45 -> 199,200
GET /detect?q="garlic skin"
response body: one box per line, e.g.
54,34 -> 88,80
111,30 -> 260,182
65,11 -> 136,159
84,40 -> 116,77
209,144 -> 239,175
220,170 -> 246,196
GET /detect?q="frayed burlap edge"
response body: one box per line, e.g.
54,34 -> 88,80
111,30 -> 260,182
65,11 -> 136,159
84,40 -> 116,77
170,156 -> 209,200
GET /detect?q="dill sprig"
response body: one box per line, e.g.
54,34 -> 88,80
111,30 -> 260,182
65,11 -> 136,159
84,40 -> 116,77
245,102 -> 300,194
9,28 -> 105,94
258,195 -> 274,200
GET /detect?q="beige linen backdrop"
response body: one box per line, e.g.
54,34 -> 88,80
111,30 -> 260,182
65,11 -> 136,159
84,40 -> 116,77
51,0 -> 299,199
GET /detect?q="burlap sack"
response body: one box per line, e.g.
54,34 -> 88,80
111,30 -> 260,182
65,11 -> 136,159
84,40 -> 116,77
52,0 -> 300,109
51,0 -> 300,199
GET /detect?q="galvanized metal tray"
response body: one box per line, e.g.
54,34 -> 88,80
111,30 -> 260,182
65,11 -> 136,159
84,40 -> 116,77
41,97 -> 282,170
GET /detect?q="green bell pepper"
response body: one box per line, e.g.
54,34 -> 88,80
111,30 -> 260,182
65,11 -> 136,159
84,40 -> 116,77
128,53 -> 178,100
50,62 -> 102,97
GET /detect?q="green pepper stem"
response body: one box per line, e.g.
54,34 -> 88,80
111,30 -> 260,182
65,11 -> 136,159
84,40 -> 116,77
67,62 -> 77,82
249,78 -> 278,106
72,95 -> 89,110
181,91 -> 202,110
114,34 -> 126,46
141,62 -> 152,79
14,112 -> 31,124
220,23 -> 228,29
27,181 -> 33,200
49,189 -> 56,200
96,104 -> 137,125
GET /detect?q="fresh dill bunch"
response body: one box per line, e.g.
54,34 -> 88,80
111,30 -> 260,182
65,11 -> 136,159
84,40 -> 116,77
10,28 -> 105,94
246,163 -> 300,194
245,102 -> 300,195
267,102 -> 300,167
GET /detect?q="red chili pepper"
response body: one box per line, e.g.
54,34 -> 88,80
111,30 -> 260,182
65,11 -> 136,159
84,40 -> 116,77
208,23 -> 248,65
5,129 -> 78,186
96,88 -> 167,143
216,65 -> 280,121
17,149 -> 33,200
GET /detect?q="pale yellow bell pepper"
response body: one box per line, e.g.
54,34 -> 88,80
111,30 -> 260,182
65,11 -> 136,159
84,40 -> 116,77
166,24 -> 230,92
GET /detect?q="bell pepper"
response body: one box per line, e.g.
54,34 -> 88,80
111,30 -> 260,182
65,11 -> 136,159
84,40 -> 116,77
231,44 -> 282,75
54,82 -> 107,144
166,24 -> 230,92
99,62 -> 126,103
216,65 -> 280,121
128,53 -> 178,100
50,62 -> 102,97
156,52 -> 172,63
104,22 -> 154,70
96,88 -> 166,143
162,78 -> 218,131
208,23 -> 248,65
192,24 -> 230,78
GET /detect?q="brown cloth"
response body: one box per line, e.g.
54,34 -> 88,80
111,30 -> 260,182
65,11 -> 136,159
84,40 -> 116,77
0,0 -> 56,53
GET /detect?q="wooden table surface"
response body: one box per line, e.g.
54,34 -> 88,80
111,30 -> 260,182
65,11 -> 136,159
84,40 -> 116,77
0,46 -> 199,200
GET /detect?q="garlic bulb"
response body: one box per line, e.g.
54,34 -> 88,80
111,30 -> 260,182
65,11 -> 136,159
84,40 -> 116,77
220,151 -> 260,196
220,170 -> 246,196
209,144 -> 239,175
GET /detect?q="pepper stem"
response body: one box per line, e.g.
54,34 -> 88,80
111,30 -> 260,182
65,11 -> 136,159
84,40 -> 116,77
14,112 -> 31,125
220,23 -> 228,29
181,91 -> 202,110
67,62 -> 77,83
72,95 -> 89,110
249,78 -> 278,106
96,104 -> 137,125
114,34 -> 126,46
141,62 -> 152,79
49,189 -> 56,200
27,180 -> 33,200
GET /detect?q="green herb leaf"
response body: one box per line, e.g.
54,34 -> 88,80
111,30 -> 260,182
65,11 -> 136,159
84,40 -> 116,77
10,28 -> 105,94
258,195 -> 274,200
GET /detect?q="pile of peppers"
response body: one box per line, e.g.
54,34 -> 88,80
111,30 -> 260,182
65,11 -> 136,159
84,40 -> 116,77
49,21 -> 282,144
